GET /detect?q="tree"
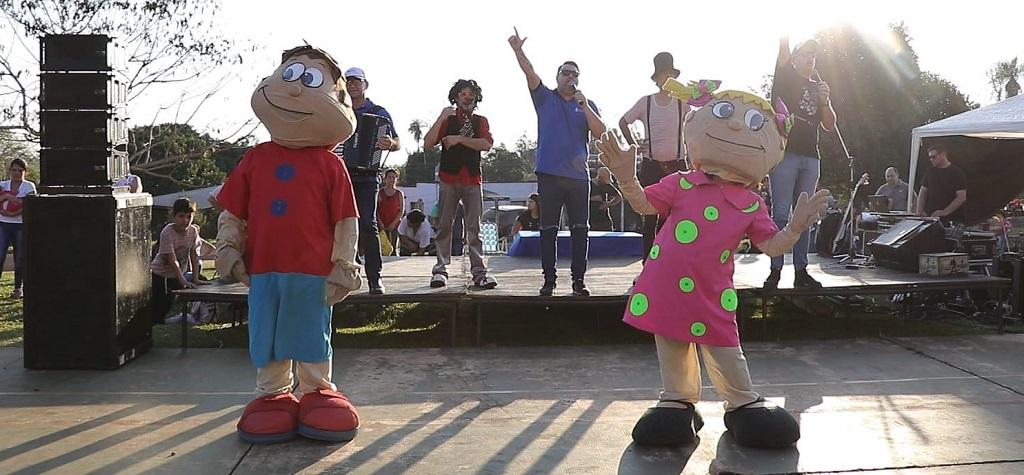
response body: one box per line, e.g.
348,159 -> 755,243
128,123 -> 250,196
810,23 -> 974,198
987,57 -> 1023,101
407,119 -> 427,152
0,0 -> 255,174
482,135 -> 536,182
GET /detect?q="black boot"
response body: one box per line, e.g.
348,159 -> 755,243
632,400 -> 704,446
794,268 -> 822,289
763,268 -> 781,290
572,279 -> 590,297
723,398 -> 800,448
539,279 -> 556,296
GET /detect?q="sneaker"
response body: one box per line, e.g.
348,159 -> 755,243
473,275 -> 498,290
763,268 -> 781,290
794,269 -> 822,289
430,273 -> 448,288
539,279 -> 556,296
572,280 -> 590,297
10,288 -> 22,299
368,280 -> 385,295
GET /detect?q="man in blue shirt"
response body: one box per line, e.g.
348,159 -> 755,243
336,67 -> 401,295
509,28 -> 606,296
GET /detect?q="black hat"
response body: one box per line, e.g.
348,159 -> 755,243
652,52 -> 680,81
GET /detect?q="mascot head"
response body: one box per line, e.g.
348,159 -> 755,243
251,45 -> 356,149
667,79 -> 791,187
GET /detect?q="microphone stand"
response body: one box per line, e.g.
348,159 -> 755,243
814,71 -> 869,267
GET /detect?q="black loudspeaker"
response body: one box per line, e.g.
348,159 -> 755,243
995,252 -> 1024,316
40,34 -> 119,72
868,219 -> 950,272
23,194 -> 153,369
816,211 -> 844,256
39,73 -> 126,110
39,110 -> 128,149
40,148 -> 129,187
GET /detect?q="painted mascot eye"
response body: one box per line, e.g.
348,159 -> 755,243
744,109 -> 766,131
301,67 -> 324,88
711,101 -> 735,119
282,63 -> 305,82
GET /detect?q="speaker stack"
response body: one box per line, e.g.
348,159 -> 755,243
23,35 -> 153,369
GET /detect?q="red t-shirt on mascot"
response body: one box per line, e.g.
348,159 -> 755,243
217,141 -> 358,277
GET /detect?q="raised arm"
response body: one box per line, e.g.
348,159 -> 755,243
509,27 -> 541,91
776,35 -> 791,69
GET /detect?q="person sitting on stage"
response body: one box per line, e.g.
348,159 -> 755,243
916,143 -> 967,224
423,79 -> 498,289
398,209 -> 435,256
875,167 -> 912,212
597,85 -> 829,449
338,67 -> 401,295
216,44 -> 362,444
513,193 -> 541,235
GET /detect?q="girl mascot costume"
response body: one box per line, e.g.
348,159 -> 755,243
596,81 -> 829,449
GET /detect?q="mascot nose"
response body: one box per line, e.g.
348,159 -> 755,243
288,84 -> 302,97
728,118 -> 743,131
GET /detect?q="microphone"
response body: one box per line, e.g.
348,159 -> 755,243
570,83 -> 584,106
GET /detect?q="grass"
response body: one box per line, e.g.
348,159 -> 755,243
3,269 -> 1023,349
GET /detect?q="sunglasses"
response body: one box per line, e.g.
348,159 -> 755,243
560,70 -> 579,78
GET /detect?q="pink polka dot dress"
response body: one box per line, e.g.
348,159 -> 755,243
625,171 -> 778,346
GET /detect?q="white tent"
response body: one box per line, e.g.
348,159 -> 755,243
907,94 -> 1024,210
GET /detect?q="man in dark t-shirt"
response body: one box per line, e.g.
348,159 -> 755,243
916,143 -> 967,224
765,36 -> 838,291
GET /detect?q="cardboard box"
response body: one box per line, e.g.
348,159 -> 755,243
919,252 -> 969,276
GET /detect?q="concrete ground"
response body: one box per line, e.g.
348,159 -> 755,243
2,335 -> 1024,474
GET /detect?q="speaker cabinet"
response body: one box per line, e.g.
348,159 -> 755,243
39,110 -> 128,149
868,219 -> 950,272
23,193 -> 153,369
40,34 -> 121,72
40,72 -> 126,110
40,148 -> 129,187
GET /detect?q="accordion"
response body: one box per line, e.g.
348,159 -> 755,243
339,113 -> 389,175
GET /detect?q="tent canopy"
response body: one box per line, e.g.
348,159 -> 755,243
151,185 -> 219,210
908,95 -> 1024,225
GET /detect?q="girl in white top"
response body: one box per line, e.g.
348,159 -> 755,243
0,158 -> 37,299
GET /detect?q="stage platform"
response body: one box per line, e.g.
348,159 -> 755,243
175,254 -> 1011,347
4,336 -> 1024,473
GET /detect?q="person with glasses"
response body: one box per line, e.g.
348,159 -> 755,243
508,27 -> 606,297
916,143 -> 967,224
764,36 -> 837,290
619,52 -> 691,261
337,67 -> 401,295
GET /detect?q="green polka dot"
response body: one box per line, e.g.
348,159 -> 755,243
679,176 -> 693,190
720,250 -> 731,263
629,293 -> 649,317
649,244 -> 661,260
720,288 -> 738,312
704,206 -> 719,221
679,277 -> 695,293
690,322 -> 707,337
741,201 -> 760,213
674,220 -> 698,244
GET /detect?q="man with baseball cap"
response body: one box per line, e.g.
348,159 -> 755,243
764,36 -> 837,290
619,52 -> 691,263
337,67 -> 401,295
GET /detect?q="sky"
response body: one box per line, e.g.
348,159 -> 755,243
128,0 -> 1023,168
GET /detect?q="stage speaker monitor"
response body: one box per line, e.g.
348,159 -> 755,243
40,34 -> 121,72
23,193 -> 153,370
868,219 -> 949,272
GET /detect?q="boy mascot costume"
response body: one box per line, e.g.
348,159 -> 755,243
216,45 -> 363,444
597,81 -> 829,449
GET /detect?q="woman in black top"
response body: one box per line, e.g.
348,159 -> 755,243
589,167 -> 622,231
514,193 -> 541,235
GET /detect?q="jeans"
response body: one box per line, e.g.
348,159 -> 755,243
768,152 -> 820,271
433,182 -> 486,278
537,172 -> 589,282
353,178 -> 382,284
0,222 -> 24,290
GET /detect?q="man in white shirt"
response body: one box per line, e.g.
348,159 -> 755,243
619,52 -> 690,261
397,209 -> 434,256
